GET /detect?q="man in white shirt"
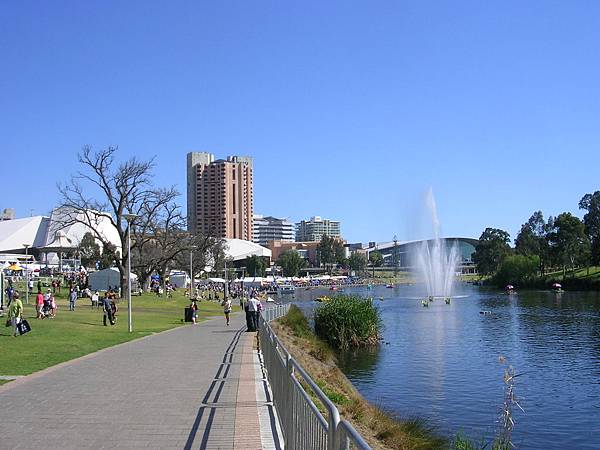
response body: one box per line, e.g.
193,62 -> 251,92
246,297 -> 260,331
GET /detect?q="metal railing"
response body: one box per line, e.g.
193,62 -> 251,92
259,304 -> 371,450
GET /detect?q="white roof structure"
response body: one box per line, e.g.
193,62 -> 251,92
45,207 -> 121,254
223,238 -> 271,261
0,216 -> 49,252
0,208 -> 122,263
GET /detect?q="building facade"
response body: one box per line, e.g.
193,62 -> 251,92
253,215 -> 294,246
187,152 -> 254,240
267,240 -> 320,267
295,216 -> 341,242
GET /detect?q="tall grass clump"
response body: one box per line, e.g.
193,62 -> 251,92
279,304 -> 312,338
314,295 -> 382,350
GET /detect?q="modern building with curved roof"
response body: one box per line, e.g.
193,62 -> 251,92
365,237 -> 478,271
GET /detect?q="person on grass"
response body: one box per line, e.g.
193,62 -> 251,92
35,290 -> 44,319
68,288 -> 77,311
102,293 -> 115,326
8,292 -> 23,337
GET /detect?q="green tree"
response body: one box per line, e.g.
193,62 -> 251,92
348,252 -> 368,272
78,232 -> 101,269
99,242 -> 118,269
245,255 -> 267,277
547,212 -> 590,276
514,211 -> 551,275
368,250 -> 383,277
579,191 -> 600,265
316,235 -> 345,273
278,249 -> 306,277
495,254 -> 540,286
473,228 -> 512,276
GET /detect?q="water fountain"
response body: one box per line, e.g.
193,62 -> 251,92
413,188 -> 460,299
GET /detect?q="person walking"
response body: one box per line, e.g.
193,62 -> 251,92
8,292 -> 23,337
102,294 -> 115,326
68,288 -> 77,311
190,300 -> 198,325
35,290 -> 44,319
222,298 -> 232,326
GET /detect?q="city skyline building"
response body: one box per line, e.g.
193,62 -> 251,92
252,215 -> 294,247
295,216 -> 341,242
186,152 -> 254,240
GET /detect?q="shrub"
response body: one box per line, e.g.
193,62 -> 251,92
279,304 -> 312,338
314,295 -> 381,350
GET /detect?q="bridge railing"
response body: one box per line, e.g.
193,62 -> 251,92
259,304 -> 371,450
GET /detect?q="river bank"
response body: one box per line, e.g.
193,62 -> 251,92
271,306 -> 447,450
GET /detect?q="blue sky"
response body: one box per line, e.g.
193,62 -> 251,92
2,1 -> 599,243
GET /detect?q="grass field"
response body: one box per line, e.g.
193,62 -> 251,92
0,288 -> 229,376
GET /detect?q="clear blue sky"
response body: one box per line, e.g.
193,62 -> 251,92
2,1 -> 599,244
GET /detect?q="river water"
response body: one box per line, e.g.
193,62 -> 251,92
284,283 -> 600,449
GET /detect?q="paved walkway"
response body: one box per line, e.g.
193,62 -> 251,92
0,313 -> 283,449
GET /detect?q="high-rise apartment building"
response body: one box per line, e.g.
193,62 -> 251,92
187,152 -> 253,240
253,215 -> 294,246
295,216 -> 341,242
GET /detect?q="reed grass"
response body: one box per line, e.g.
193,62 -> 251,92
314,295 -> 382,350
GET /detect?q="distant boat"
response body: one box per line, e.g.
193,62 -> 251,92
552,283 -> 563,292
266,297 -> 275,303
386,284 -> 394,288
278,285 -> 295,295
421,300 -> 429,307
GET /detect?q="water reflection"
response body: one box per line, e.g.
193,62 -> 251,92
337,346 -> 380,380
281,284 -> 600,449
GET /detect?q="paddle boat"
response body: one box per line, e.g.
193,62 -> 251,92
505,284 -> 516,294
551,283 -> 563,293
444,297 -> 451,304
421,300 -> 429,307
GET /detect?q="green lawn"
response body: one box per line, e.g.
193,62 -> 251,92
0,289 -> 229,376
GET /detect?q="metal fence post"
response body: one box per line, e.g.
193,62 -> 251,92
286,353 -> 296,450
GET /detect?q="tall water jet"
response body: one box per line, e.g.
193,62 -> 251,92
412,189 -> 460,298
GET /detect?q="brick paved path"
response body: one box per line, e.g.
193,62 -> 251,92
0,313 -> 282,449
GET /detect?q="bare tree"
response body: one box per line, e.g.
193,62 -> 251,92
57,145 -> 178,296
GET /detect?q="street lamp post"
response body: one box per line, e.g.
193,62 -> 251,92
123,213 -> 139,333
23,244 -> 30,304
223,259 -> 228,301
189,245 -> 197,300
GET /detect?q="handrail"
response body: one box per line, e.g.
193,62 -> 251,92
259,304 -> 371,450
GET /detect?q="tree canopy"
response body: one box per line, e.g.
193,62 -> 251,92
348,252 -> 368,272
245,255 -> 267,277
547,212 -> 590,276
316,235 -> 345,272
579,191 -> 600,265
368,250 -> 383,277
473,228 -> 512,276
278,249 -> 306,277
